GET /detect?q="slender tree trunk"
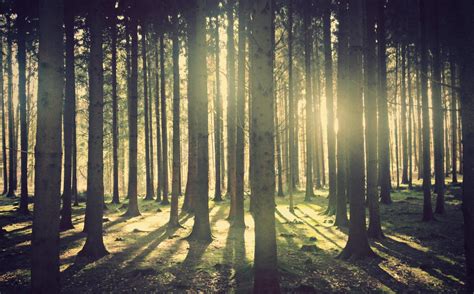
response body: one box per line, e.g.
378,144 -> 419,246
407,46 -> 413,189
142,25 -> 155,201
432,0 -> 445,214
31,0 -> 64,290
160,35 -> 170,205
6,17 -> 15,198
401,45 -> 409,185
125,16 -> 140,217
169,13 -> 181,229
17,5 -> 29,214
250,0 -> 280,291
304,1 -> 314,202
233,0 -> 247,228
227,0 -> 237,222
450,53 -> 458,183
335,0 -> 349,227
213,14 -> 223,202
187,0 -> 212,241
0,28 -> 6,196
323,0 -> 336,214
79,5 -> 109,259
365,0 -> 383,239
154,38 -> 163,202
60,2 -> 75,228
420,0 -> 433,221
111,14 -> 120,204
416,60 -> 423,180
288,0 -> 296,213
339,0 -> 375,259
377,1 -> 391,204
72,114 -> 78,206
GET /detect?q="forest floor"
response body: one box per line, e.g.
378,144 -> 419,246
0,180 -> 466,293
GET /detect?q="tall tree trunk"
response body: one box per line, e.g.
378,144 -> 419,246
432,0 -> 445,214
227,0 -> 237,221
60,2 -> 75,228
407,46 -> 414,189
72,114 -> 78,206
377,0 -> 392,204
125,16 -> 141,217
312,31 -> 322,190
287,0 -> 296,212
335,0 -> 349,227
142,25 -> 154,201
304,1 -> 314,202
233,0 -> 247,228
6,17 -> 15,198
160,34 -> 170,205
339,0 -> 375,259
250,0 -> 280,291
419,0 -> 433,221
401,45 -> 409,185
187,0 -> 212,241
323,0 -> 336,214
365,0 -> 383,239
213,14 -> 223,202
154,38 -> 163,202
416,60 -> 423,180
17,4 -> 29,214
78,5 -> 109,259
450,53 -> 458,183
0,27 -> 6,196
111,13 -> 120,204
169,13 -> 181,228
31,0 -> 64,290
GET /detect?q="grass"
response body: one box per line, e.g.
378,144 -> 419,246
0,181 -> 465,293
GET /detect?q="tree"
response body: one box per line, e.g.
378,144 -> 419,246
377,0 -> 392,204
17,0 -> 29,214
60,0 -> 76,228
419,0 -> 433,222
339,0 -> 375,260
213,13 -> 223,202
365,0 -> 383,239
303,0 -> 314,202
0,26 -> 6,196
335,0 -> 349,228
111,8 -> 120,204
160,34 -> 170,205
154,35 -> 163,203
6,16 -> 16,198
142,24 -> 155,201
31,0 -> 64,290
450,52 -> 458,184
125,14 -> 141,217
187,0 -> 212,241
233,0 -> 247,228
169,12 -> 181,229
401,44 -> 409,185
288,0 -> 296,212
323,0 -> 336,214
227,0 -> 237,221
431,0 -> 445,215
249,0 -> 280,291
78,2 -> 109,259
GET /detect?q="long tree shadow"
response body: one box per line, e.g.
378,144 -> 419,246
372,236 -> 464,290
222,226 -> 252,293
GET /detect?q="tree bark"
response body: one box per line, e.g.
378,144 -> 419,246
6,16 -> 15,198
111,11 -> 120,204
213,14 -> 223,202
0,26 -> 6,196
31,0 -> 64,290
160,34 -> 170,205
304,0 -> 314,202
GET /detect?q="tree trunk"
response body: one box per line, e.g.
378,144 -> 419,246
419,0 -> 433,221
407,46 -> 413,189
431,0 -> 445,214
213,14 -> 223,202
401,45 -> 409,185
154,37 -> 163,202
339,0 -> 375,260
111,13 -> 120,204
288,0 -> 295,213
0,27 -> 6,196
17,4 -> 29,215
187,0 -> 212,241
335,0 -> 349,228
60,2 -> 75,228
377,0 -> 392,204
31,0 -> 64,290
365,0 -> 383,239
169,14 -> 181,228
160,34 -> 170,205
250,0 -> 280,291
323,0 -> 337,214
304,1 -> 314,202
450,53 -> 458,183
6,17 -> 15,198
142,25 -> 155,201
125,16 -> 141,217
233,0 -> 247,228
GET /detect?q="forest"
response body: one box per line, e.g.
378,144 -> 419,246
0,0 -> 473,292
